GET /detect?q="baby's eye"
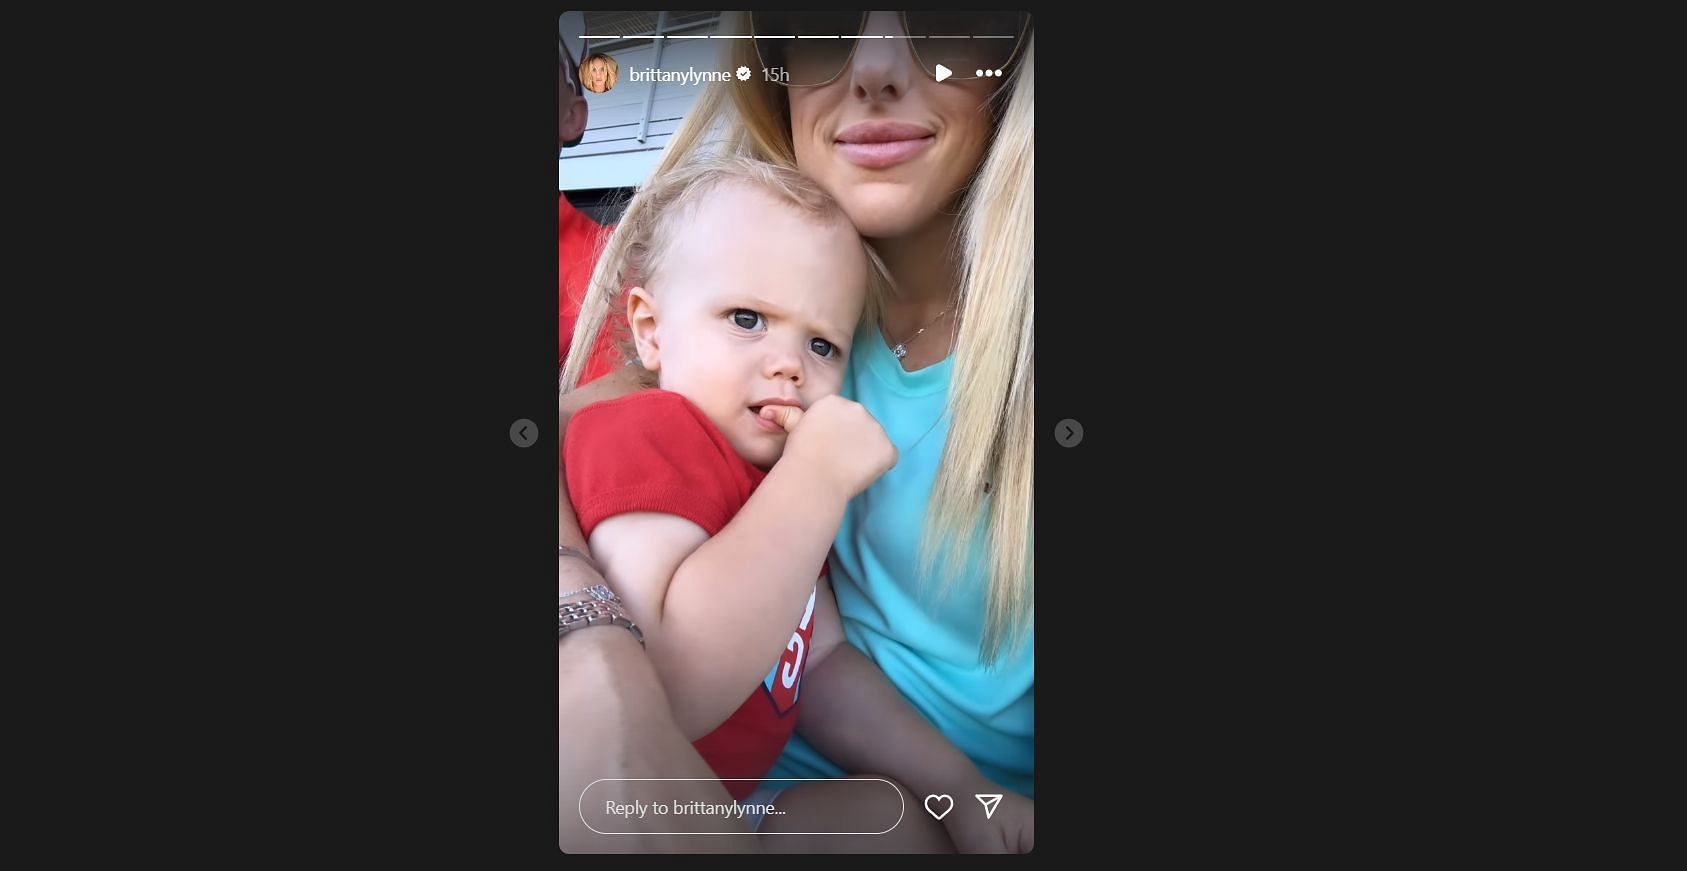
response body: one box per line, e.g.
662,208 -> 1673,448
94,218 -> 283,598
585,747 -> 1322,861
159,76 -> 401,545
730,310 -> 764,331
809,338 -> 837,358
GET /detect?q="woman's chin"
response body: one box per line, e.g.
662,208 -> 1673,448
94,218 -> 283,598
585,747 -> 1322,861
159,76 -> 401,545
837,191 -> 945,241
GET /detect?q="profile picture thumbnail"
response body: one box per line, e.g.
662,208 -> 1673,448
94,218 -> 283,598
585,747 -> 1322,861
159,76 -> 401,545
581,53 -> 619,94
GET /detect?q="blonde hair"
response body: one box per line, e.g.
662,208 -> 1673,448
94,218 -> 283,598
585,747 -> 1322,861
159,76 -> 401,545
568,152 -> 888,387
563,16 -> 1034,664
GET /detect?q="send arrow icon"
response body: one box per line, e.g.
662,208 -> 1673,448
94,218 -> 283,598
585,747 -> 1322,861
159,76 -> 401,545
935,63 -> 952,82
975,793 -> 1002,819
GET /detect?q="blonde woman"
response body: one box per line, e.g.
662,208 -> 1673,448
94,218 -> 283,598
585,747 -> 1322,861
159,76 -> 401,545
581,52 -> 618,94
561,11 -> 1034,852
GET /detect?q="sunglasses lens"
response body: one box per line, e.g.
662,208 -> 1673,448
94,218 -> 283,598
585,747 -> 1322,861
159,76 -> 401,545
752,12 -> 865,86
905,11 -> 1028,78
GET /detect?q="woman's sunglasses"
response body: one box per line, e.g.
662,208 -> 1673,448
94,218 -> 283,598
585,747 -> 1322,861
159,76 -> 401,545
750,11 -> 1032,88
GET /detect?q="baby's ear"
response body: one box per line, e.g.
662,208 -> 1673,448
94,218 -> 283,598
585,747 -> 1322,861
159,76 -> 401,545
626,286 -> 661,373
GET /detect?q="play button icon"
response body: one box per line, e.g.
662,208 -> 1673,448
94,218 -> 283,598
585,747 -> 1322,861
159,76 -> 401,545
935,63 -> 951,82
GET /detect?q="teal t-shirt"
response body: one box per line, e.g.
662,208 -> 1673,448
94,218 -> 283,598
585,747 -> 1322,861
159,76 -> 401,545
769,326 -> 1035,797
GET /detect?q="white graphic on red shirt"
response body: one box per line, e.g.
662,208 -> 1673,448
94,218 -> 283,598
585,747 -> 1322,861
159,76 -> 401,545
764,586 -> 817,715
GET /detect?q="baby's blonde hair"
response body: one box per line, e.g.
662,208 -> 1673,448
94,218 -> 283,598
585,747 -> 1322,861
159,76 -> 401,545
566,153 -> 889,387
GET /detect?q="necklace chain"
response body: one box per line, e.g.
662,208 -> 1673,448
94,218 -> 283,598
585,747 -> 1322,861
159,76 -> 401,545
889,304 -> 953,359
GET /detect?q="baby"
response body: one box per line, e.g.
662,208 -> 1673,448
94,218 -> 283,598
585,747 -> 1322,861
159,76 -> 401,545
563,155 -> 896,807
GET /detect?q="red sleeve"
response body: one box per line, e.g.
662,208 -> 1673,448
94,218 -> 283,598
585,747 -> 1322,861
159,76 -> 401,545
564,390 -> 761,540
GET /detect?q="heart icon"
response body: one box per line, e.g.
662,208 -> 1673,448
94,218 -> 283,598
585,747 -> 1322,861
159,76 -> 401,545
924,794 -> 954,820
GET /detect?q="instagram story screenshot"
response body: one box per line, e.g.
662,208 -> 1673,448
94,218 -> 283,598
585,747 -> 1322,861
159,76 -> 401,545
557,10 -> 1035,854
89,5 -> 1548,860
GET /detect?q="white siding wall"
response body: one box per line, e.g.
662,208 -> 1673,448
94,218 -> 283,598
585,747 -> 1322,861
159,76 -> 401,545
560,33 -> 726,191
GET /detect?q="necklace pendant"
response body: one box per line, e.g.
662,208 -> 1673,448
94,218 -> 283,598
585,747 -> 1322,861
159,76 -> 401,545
892,344 -> 908,359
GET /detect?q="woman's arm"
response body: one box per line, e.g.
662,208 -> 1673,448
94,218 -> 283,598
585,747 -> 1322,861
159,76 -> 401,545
559,622 -> 758,853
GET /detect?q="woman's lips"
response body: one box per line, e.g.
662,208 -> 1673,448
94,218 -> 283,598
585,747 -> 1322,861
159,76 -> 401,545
835,121 -> 937,169
835,136 -> 935,168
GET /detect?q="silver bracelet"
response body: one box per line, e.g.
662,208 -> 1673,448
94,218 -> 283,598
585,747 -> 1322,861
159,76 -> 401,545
559,596 -> 644,646
559,583 -> 621,604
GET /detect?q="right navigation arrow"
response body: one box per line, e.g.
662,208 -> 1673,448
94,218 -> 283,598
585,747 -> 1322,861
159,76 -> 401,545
975,793 -> 1002,819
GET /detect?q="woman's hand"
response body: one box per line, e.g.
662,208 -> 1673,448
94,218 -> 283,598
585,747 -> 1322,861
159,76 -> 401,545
940,779 -> 1034,854
762,395 -> 897,500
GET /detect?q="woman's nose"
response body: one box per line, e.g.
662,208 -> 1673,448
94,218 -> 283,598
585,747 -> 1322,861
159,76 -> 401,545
845,11 -> 914,101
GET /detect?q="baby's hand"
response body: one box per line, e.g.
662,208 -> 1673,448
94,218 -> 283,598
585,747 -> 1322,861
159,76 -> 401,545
761,396 -> 897,499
